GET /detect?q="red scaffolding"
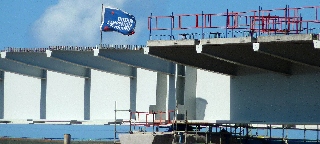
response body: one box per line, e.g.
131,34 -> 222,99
148,5 -> 320,39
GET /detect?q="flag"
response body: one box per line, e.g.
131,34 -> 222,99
100,7 -> 136,35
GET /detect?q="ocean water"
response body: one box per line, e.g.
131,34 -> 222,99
0,124 -> 319,141
0,124 -> 158,141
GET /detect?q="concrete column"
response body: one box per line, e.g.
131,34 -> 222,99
184,66 -> 197,120
40,70 -> 47,119
176,65 -> 185,105
176,65 -> 185,120
167,74 -> 176,120
84,69 -> 91,120
155,72 -> 167,120
130,68 -> 137,119
0,71 -> 4,119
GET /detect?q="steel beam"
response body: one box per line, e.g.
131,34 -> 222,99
0,57 -> 46,79
2,52 -> 90,78
97,49 -> 175,75
49,50 -> 135,77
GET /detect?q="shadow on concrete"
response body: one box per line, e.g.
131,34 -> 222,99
196,97 -> 208,120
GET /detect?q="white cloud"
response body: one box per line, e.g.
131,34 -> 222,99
32,0 -> 144,47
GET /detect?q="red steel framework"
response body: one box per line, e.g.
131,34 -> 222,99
130,110 -> 175,127
148,5 -> 320,39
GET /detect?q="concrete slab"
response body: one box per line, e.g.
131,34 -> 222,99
3,52 -> 90,78
254,41 -> 320,68
200,44 -> 292,75
146,45 -> 238,76
200,37 -> 255,45
147,39 -> 198,47
98,49 -> 175,75
50,50 -> 135,77
257,34 -> 314,42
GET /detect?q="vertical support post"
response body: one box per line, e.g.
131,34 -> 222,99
226,9 -> 228,38
149,13 -> 152,40
304,125 -> 306,142
316,7 -> 318,21
40,70 -> 47,119
176,64 -> 185,119
307,22 -> 309,34
64,134 -> 71,144
299,13 -> 302,33
202,11 -> 204,39
240,126 -> 242,144
185,110 -> 188,143
168,73 -> 176,121
282,125 -> 284,142
317,125 -> 319,143
246,126 -> 249,142
287,5 -> 290,35
130,68 -> 137,120
285,5 -> 288,35
152,111 -> 155,133
205,126 -> 208,144
232,11 -> 234,37
171,12 -> 173,40
84,69 -> 91,120
269,124 -> 272,141
185,66 -> 197,120
114,101 -> 117,144
275,19 -> 277,35
155,72 -> 167,120
100,4 -> 103,47
209,126 -> 212,143
258,6 -> 261,36
0,71 -> 4,119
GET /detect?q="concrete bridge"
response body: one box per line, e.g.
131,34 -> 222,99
146,34 -> 320,124
1,34 -> 319,125
0,45 -> 229,124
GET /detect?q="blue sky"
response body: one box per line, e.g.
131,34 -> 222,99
0,0 -> 319,50
1,0 -> 320,140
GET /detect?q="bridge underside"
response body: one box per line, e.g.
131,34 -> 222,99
147,34 -> 320,124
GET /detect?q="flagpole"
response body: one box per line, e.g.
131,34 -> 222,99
100,4 -> 103,48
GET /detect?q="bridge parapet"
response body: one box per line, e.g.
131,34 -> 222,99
1,44 -> 146,53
